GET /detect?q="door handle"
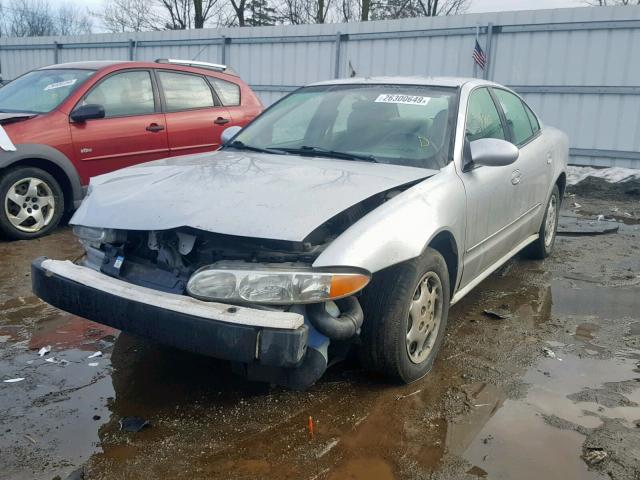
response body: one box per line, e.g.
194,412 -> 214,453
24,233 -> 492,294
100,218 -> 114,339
146,123 -> 165,132
511,170 -> 522,185
214,117 -> 230,125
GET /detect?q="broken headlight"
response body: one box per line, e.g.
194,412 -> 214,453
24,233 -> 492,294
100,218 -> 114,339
186,262 -> 370,305
72,225 -> 125,244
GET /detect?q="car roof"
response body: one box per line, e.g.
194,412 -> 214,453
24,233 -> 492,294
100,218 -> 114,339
308,76 -> 498,89
37,60 -> 240,79
39,61 -> 125,70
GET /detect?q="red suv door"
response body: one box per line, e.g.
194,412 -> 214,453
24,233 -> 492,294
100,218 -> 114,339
155,70 -> 231,156
70,69 -> 169,177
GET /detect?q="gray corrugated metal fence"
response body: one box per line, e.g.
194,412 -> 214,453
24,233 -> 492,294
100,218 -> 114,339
1,6 -> 639,168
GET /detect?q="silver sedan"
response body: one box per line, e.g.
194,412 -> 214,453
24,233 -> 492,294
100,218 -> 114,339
32,77 -> 568,389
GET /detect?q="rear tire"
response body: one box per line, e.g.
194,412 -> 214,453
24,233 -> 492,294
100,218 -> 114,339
525,184 -> 560,260
359,248 -> 450,383
0,167 -> 64,240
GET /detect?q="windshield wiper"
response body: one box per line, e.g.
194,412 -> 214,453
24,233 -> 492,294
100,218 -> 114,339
279,146 -> 378,163
225,140 -> 288,155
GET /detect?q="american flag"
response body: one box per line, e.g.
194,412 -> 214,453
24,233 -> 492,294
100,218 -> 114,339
473,39 -> 487,70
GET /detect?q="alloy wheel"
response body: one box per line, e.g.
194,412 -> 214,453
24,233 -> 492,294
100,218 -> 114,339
406,271 -> 443,364
544,194 -> 557,248
4,177 -> 56,233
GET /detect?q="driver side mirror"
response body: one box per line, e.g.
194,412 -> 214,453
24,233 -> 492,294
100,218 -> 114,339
467,138 -> 519,168
70,104 -> 105,123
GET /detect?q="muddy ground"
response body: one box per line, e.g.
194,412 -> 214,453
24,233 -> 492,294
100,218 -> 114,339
0,182 -> 639,480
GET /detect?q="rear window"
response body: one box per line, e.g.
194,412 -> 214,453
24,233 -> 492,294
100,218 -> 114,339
209,77 -> 241,106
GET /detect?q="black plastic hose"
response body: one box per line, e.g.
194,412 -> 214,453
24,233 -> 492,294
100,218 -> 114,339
307,296 -> 364,340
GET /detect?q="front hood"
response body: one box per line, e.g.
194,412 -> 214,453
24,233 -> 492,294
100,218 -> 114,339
72,151 -> 436,242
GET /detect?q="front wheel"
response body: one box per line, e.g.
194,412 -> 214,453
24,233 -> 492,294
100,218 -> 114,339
0,167 -> 65,240
359,248 -> 450,383
525,184 -> 560,260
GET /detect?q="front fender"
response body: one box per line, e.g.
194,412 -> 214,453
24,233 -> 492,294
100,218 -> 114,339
0,143 -> 84,206
313,164 -> 466,276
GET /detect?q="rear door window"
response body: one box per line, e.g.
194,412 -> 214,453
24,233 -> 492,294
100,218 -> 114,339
493,89 -> 535,145
158,71 -> 215,111
83,70 -> 155,118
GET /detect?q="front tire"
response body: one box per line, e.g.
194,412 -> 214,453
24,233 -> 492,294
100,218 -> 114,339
525,184 -> 560,260
0,167 -> 65,240
359,248 -> 450,383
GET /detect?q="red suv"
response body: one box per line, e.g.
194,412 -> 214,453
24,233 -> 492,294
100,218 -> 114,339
0,59 -> 262,239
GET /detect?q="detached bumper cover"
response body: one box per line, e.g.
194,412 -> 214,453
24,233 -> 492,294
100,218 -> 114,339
31,257 -> 308,368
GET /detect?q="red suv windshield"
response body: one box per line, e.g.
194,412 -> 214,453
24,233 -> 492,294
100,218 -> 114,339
0,69 -> 94,114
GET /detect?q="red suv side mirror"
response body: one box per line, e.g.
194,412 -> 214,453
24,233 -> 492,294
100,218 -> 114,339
70,104 -> 105,123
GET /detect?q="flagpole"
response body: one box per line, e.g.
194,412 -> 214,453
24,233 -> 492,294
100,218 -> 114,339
473,25 -> 479,79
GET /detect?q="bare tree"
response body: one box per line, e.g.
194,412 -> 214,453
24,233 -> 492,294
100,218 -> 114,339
158,0 -> 227,29
97,0 -> 227,32
7,0 -> 56,36
277,0 -> 334,24
374,0 -> 468,19
587,0 -> 639,4
230,0 -> 248,25
0,0 -> 91,37
160,0 -> 192,28
340,0 -> 373,21
97,0 -> 160,32
56,4 -> 93,35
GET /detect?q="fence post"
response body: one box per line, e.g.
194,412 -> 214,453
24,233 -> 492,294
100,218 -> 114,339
53,41 -> 61,64
128,39 -> 135,61
484,23 -> 494,80
333,32 -> 342,78
222,36 -> 231,65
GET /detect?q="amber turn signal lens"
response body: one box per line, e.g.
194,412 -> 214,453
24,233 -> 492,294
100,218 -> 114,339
329,273 -> 370,298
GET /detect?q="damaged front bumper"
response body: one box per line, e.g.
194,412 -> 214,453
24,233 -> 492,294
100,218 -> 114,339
31,257 -> 310,369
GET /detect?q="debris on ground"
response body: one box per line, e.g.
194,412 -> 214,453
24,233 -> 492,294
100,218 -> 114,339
482,435 -> 494,444
65,466 -> 84,480
45,357 -> 69,366
87,351 -> 102,359
38,345 -> 51,357
23,434 -> 36,444
3,377 -> 25,383
558,214 -> 619,236
569,174 -> 640,200
582,448 -> 608,466
119,416 -> 150,433
316,439 -> 340,458
87,362 -> 99,367
542,347 -> 559,360
482,308 -> 512,320
396,389 -> 422,400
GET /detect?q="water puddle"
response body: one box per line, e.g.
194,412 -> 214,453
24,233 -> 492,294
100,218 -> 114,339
551,282 -> 638,319
2,227 -> 640,479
